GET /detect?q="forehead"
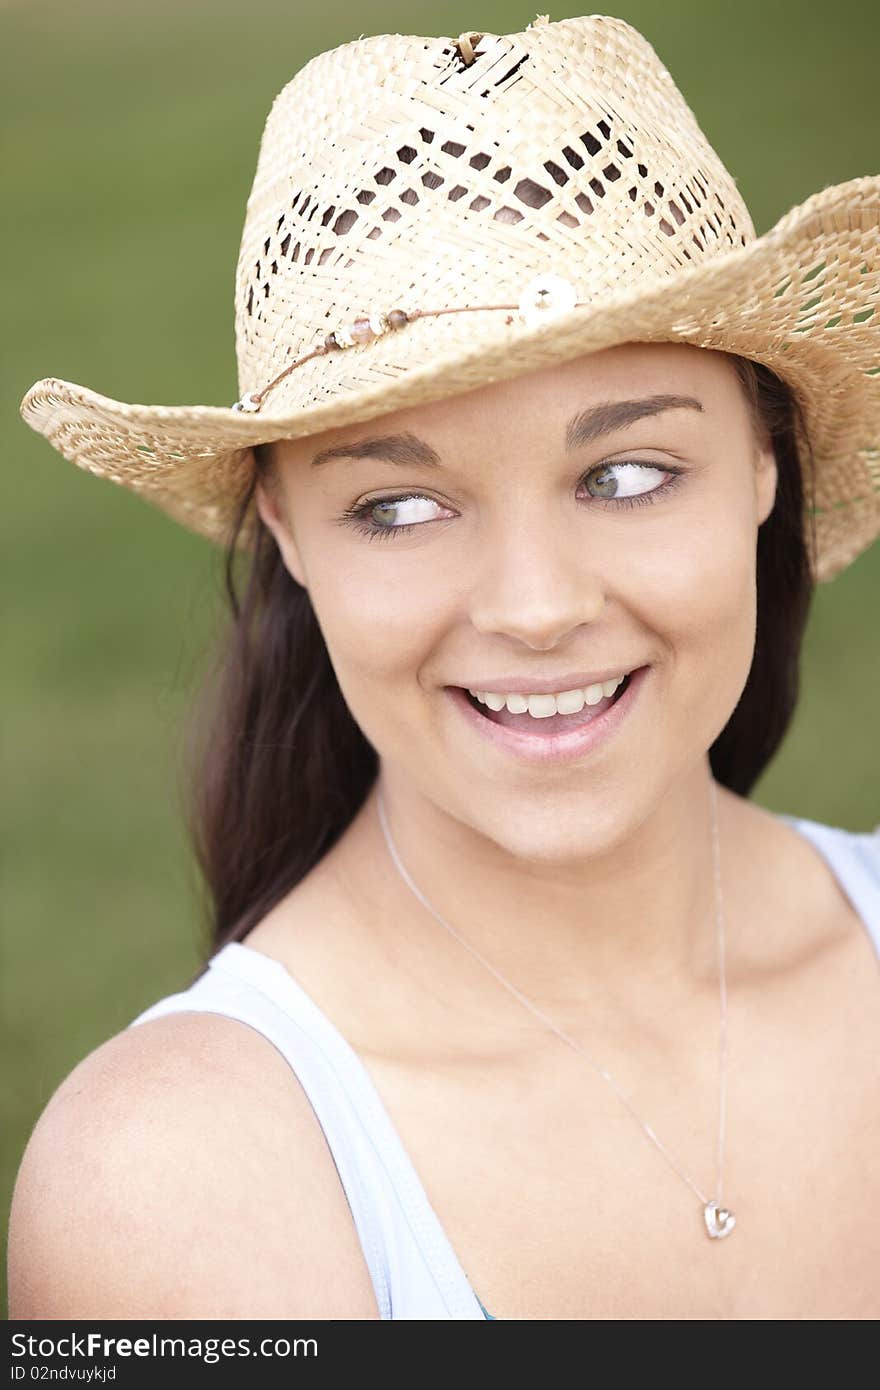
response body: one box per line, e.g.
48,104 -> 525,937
274,341 -> 738,467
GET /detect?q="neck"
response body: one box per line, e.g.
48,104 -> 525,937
353,760 -> 744,1031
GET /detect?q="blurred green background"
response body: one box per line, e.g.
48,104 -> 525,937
3,0 -> 878,1315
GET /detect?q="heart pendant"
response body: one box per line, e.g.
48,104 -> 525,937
704,1200 -> 736,1239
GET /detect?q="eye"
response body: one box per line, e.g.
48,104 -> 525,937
335,491 -> 455,541
583,459 -> 679,506
336,458 -> 686,541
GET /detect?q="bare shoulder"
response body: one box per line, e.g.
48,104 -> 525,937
7,1009 -> 380,1319
721,789 -> 876,973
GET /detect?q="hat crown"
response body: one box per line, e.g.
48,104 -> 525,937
232,14 -> 756,403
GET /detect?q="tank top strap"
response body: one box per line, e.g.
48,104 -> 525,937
127,941 -> 487,1320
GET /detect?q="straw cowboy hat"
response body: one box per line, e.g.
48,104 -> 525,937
18,13 -> 880,580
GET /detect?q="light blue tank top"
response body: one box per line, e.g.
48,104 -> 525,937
128,813 -> 880,1320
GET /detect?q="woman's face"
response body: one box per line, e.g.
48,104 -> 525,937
256,341 -> 778,862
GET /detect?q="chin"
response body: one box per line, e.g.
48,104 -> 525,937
463,796 -> 628,867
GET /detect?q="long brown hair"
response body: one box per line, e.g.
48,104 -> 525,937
180,355 -> 816,956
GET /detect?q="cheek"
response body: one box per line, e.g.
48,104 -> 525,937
308,556 -> 449,705
638,503 -> 758,741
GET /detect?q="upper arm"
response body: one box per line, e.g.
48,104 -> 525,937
7,1011 -> 381,1319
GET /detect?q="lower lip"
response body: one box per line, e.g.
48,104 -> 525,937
444,666 -> 650,766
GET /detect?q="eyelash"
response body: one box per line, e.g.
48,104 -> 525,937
336,460 -> 687,542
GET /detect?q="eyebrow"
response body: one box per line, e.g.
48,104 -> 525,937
309,394 -> 704,469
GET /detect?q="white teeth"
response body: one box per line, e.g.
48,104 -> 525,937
527,694 -> 557,718
467,674 -> 627,718
555,688 -> 586,715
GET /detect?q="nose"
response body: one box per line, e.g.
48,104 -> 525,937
467,508 -> 606,648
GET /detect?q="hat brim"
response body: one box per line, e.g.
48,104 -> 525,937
20,175 -> 880,580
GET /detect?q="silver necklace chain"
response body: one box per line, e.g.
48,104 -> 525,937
375,775 -> 736,1239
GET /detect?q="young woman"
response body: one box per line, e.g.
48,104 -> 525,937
10,15 -> 879,1320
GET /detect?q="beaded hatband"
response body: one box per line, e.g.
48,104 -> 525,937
231,273 -> 586,414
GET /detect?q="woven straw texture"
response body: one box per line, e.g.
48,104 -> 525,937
18,13 -> 880,581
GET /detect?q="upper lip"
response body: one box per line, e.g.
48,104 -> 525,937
452,665 -> 644,695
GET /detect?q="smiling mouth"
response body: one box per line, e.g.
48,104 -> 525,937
460,671 -> 633,735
